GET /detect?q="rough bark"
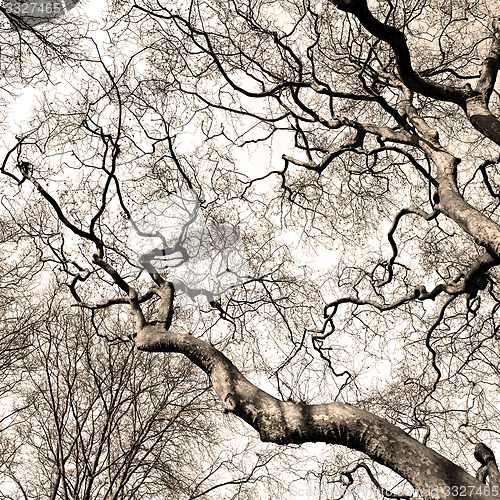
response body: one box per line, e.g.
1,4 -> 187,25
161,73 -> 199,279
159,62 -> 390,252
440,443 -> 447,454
133,325 -> 495,500
475,444 -> 500,488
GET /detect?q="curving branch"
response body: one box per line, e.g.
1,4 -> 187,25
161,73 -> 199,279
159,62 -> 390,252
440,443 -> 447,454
427,148 -> 500,259
282,130 -> 365,173
466,18 -> 500,145
132,324 -> 495,499
477,156 -> 500,199
330,0 -> 467,104
475,444 -> 500,487
17,161 -> 104,254
92,255 -> 145,331
375,207 -> 439,287
325,252 -> 497,319
330,1 -> 500,146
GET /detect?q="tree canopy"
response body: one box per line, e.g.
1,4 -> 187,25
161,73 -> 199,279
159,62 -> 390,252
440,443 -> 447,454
1,0 -> 500,498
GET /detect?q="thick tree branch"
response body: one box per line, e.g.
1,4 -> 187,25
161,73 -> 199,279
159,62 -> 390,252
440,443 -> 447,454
157,281 -> 175,329
330,1 -> 500,145
475,18 -> 500,100
133,324 -> 495,499
330,0 -> 466,104
475,444 -> 500,487
466,18 -> 500,145
427,148 -> 500,259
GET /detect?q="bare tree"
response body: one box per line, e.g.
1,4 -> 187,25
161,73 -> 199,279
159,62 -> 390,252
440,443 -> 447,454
0,286 -> 283,500
3,0 -> 500,498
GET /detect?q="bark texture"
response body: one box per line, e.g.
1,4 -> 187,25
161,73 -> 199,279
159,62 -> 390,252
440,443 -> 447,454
134,325 -> 495,500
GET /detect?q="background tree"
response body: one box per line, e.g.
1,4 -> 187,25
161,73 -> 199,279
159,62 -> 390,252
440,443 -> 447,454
2,0 -> 500,498
1,288 -> 282,500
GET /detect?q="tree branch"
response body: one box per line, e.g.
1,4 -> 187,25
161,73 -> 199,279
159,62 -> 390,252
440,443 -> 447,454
475,443 -> 500,487
133,324 -> 495,499
466,18 -> 500,145
375,207 -> 439,287
330,1 -> 500,145
330,0 -> 466,104
92,255 -> 145,330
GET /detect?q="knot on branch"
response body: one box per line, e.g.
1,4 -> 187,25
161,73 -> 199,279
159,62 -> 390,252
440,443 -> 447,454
475,443 -> 496,466
223,392 -> 237,413
475,443 -> 500,487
